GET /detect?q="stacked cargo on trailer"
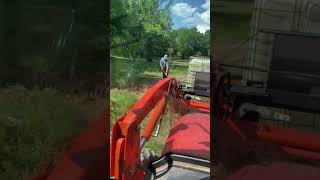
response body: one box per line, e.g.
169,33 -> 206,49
184,56 -> 210,97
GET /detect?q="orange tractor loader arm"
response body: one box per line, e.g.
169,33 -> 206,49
110,77 -> 210,180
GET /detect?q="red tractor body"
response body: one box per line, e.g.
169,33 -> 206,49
162,112 -> 210,161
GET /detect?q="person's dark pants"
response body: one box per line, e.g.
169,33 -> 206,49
162,67 -> 169,79
162,72 -> 167,79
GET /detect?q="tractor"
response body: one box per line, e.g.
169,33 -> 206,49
108,54 -> 210,179
110,77 -> 210,180
213,0 -> 320,179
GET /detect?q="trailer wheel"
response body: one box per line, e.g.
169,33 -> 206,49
140,148 -> 159,171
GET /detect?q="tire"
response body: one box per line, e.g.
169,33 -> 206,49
140,148 -> 159,171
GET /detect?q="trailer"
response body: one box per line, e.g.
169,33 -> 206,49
183,56 -> 210,98
213,0 -> 320,179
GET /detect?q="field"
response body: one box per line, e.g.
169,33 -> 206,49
0,87 -> 106,179
110,56 -> 190,154
110,56 -> 189,89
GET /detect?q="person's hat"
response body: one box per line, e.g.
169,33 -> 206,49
164,54 -> 168,59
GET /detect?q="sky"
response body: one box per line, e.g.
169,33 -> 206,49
163,0 -> 210,33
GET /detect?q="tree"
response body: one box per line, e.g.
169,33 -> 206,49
204,30 -> 210,56
168,48 -> 174,57
173,28 -> 210,58
1,0 -> 107,88
143,32 -> 170,61
111,0 -> 173,61
110,0 -> 209,61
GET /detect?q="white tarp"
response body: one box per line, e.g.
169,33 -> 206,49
244,0 -> 320,83
186,56 -> 210,90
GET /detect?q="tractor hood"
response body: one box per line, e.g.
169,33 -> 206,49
162,112 -> 210,161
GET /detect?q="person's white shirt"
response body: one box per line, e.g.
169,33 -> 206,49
160,55 -> 169,74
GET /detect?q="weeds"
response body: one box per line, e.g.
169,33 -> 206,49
0,88 -> 104,179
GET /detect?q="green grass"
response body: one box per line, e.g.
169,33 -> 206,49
110,89 -> 140,127
110,56 -> 190,154
111,56 -> 189,89
0,87 -> 105,180
142,111 -> 175,154
110,86 -> 171,154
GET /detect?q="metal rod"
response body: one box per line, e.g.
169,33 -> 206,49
140,136 -> 147,149
219,63 -> 268,72
154,119 -> 162,137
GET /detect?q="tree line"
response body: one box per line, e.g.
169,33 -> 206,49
110,0 -> 210,61
1,0 -> 107,95
0,0 -> 210,92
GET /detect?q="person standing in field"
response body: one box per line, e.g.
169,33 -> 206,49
160,54 -> 169,79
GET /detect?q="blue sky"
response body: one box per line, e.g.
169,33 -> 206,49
162,0 -> 210,33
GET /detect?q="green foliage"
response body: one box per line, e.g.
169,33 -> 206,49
1,1 -> 107,179
1,0 -> 106,85
167,48 -> 174,57
111,0 -> 210,60
174,28 -> 210,58
0,88 -> 93,179
111,0 -> 174,60
143,32 -> 170,61
110,89 -> 139,127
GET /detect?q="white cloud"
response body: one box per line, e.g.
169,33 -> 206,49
182,12 -> 200,24
171,3 -> 197,18
202,0 -> 210,10
198,10 -> 210,33
196,25 -> 209,33
171,1 -> 210,34
201,10 -> 210,25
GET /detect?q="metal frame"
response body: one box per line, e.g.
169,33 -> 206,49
213,1 -> 320,177
213,74 -> 320,178
147,154 -> 210,180
245,0 -> 320,83
213,0 -> 320,85
217,0 -> 320,84
183,71 -> 210,97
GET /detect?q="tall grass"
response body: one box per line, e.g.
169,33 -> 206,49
0,88 -> 100,179
110,89 -> 140,126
